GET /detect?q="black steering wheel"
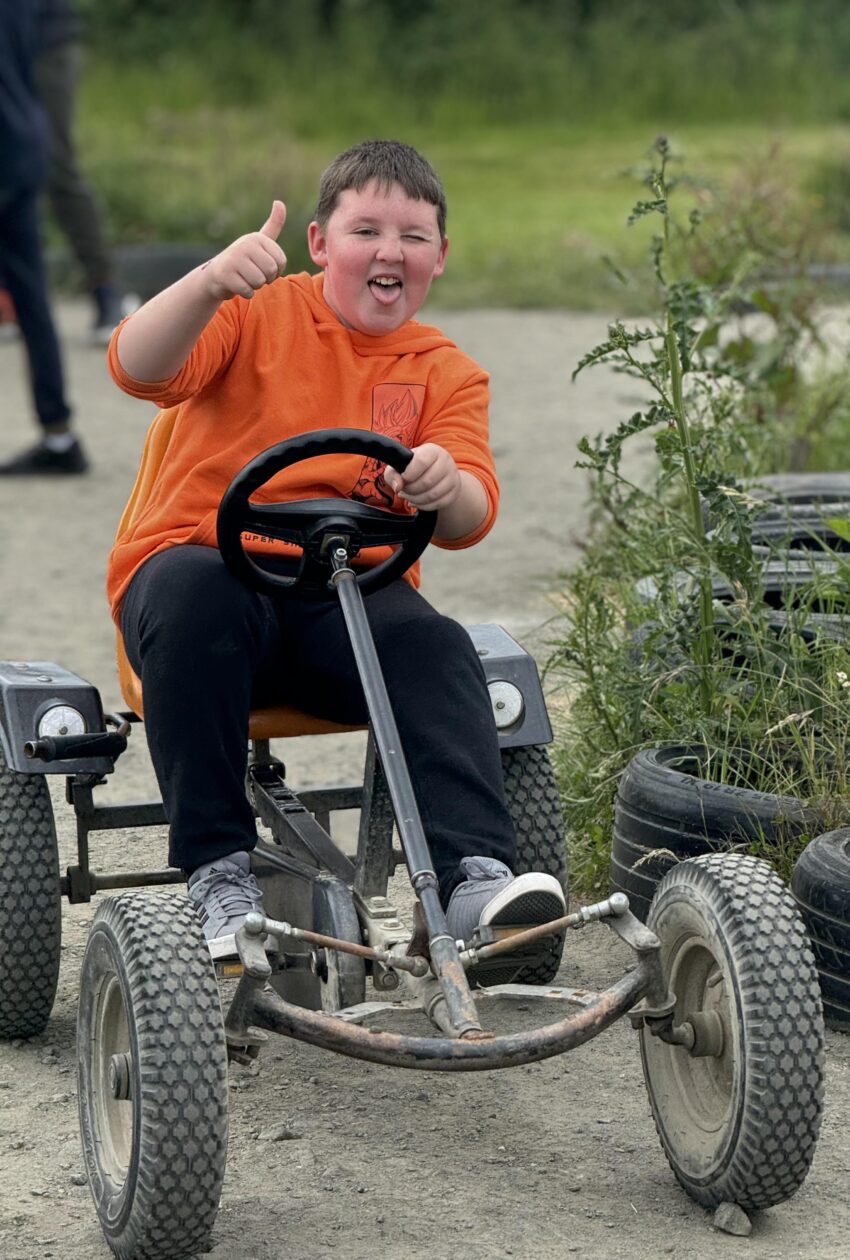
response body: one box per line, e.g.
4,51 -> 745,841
217,428 -> 437,598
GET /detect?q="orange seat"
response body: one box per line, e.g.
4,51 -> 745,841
114,409 -> 365,741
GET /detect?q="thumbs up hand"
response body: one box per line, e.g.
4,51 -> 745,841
202,200 -> 288,301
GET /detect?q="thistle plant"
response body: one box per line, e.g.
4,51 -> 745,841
572,136 -> 762,712
550,137 -> 850,896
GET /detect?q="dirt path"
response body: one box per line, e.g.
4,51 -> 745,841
0,299 -> 847,1260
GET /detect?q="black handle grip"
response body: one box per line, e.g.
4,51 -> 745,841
25,731 -> 128,762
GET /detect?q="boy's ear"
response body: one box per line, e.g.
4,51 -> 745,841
433,236 -> 449,277
307,221 -> 328,269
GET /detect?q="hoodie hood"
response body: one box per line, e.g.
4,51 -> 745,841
290,271 -> 455,357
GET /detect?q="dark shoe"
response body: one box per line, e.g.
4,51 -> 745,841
0,438 -> 89,476
446,856 -> 565,986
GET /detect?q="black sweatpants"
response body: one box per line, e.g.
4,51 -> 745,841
120,545 -> 517,903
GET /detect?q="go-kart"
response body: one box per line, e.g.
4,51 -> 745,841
0,428 -> 825,1260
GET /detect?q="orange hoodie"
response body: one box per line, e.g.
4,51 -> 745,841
106,271 -> 498,619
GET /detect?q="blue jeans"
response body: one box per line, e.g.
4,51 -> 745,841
0,183 -> 71,431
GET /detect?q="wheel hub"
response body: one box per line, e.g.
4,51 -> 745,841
686,1008 -> 725,1058
109,1051 -> 133,1100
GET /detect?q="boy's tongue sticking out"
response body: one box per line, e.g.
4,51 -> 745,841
369,274 -> 403,304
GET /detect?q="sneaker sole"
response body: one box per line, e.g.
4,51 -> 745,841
206,932 -> 276,961
471,886 -> 565,988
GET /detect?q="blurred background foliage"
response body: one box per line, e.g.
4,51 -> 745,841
71,0 -> 850,308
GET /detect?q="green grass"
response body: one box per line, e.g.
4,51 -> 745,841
75,58 -> 850,310
401,122 -> 850,308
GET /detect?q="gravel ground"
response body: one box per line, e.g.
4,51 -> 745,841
0,298 -> 847,1260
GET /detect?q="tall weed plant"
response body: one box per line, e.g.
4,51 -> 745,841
548,138 -> 850,896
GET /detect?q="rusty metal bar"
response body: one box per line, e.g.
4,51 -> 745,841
460,893 -> 630,965
244,911 -> 428,977
234,961 -> 652,1070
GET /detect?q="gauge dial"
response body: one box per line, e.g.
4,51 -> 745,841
37,705 -> 86,738
488,680 -> 524,729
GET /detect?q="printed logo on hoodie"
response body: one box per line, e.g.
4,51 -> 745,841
351,383 -> 426,506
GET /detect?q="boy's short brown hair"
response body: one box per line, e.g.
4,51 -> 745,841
315,139 -> 447,238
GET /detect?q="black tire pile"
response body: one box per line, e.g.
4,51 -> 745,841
615,473 -> 850,1031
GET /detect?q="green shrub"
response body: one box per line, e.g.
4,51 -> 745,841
78,1 -> 850,129
808,151 -> 850,234
547,138 -> 850,895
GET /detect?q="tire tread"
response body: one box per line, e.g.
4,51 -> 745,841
643,854 -> 825,1209
78,893 -> 228,1260
0,758 -> 60,1038
501,745 -> 567,984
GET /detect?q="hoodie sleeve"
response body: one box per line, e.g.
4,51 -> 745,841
417,366 -> 498,550
107,296 -> 247,406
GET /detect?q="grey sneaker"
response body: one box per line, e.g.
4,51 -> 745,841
187,851 -> 266,960
446,856 -> 565,986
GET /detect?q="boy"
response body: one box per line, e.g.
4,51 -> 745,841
108,139 -> 565,969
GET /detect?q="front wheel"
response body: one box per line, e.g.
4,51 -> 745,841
640,854 -> 824,1210
77,894 -> 229,1260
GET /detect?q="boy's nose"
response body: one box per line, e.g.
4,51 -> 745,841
375,235 -> 404,263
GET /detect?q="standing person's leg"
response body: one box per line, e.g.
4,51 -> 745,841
0,186 -> 85,474
120,545 -> 285,957
35,39 -> 125,343
278,580 -> 564,937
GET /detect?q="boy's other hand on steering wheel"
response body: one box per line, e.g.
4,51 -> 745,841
203,201 -> 288,301
383,443 -> 461,511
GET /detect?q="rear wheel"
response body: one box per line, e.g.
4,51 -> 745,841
502,745 -> 567,984
0,755 -> 60,1038
77,894 -> 228,1260
640,854 -> 824,1209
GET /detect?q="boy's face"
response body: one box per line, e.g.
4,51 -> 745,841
308,181 -> 448,335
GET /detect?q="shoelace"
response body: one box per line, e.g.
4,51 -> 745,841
194,869 -> 261,923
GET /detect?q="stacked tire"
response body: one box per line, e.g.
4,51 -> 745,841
791,828 -> 850,1031
743,477 -> 850,1030
612,745 -> 817,922
747,471 -> 850,509
703,471 -> 850,626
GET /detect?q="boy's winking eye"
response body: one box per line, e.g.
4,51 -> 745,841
349,222 -> 436,243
